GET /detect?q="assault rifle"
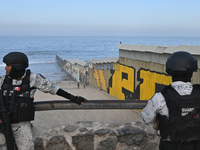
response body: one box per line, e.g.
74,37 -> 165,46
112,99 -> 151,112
0,90 -> 16,150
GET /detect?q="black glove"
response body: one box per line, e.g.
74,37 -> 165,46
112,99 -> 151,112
70,95 -> 86,105
56,89 -> 86,105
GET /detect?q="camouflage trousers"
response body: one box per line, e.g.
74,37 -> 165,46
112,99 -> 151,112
0,121 -> 34,150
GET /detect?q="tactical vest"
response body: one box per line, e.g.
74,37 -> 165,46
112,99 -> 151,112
159,84 -> 200,142
1,70 -> 35,123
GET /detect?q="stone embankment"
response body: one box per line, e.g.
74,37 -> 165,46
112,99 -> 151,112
33,121 -> 159,150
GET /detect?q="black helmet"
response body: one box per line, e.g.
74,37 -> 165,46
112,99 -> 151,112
166,51 -> 197,75
3,52 -> 29,70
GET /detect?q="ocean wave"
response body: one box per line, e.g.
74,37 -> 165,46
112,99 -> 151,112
29,60 -> 56,65
0,60 -> 56,67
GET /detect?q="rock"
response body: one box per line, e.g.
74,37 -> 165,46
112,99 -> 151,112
79,127 -> 88,132
46,135 -> 72,150
117,125 -> 146,135
96,137 -> 118,150
63,124 -> 79,132
109,129 -> 117,136
117,126 -> 148,146
34,137 -> 44,150
94,128 -> 110,136
72,133 -> 94,150
33,121 -> 159,149
135,121 -> 145,130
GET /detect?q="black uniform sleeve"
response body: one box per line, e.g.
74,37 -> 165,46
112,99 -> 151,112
56,88 -> 72,99
56,88 -> 86,105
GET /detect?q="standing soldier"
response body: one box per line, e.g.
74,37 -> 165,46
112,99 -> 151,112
0,52 -> 87,150
141,51 -> 200,150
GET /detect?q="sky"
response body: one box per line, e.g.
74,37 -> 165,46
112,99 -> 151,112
1,0 -> 200,37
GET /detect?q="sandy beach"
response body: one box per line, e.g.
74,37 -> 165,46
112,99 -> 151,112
32,80 -> 142,129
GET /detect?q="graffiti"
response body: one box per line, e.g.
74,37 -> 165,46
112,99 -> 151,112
94,69 -> 100,88
109,63 -> 135,100
94,69 -> 107,91
99,70 -> 107,91
138,69 -> 172,100
93,63 -> 172,100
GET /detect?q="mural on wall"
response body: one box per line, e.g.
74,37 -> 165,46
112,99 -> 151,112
94,69 -> 101,88
93,63 -> 172,100
109,63 -> 135,100
138,68 -> 172,100
94,69 -> 107,91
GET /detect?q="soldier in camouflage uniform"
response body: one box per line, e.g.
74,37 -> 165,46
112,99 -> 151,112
0,52 -> 87,150
141,51 -> 200,150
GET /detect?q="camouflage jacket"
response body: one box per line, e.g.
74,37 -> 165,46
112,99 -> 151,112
141,81 -> 193,125
0,70 -> 59,98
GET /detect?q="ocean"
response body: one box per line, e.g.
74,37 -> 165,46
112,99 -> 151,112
0,36 -> 200,81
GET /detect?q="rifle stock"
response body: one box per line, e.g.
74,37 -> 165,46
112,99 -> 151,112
0,91 -> 16,150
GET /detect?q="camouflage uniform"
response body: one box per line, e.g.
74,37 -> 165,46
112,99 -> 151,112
0,70 -> 59,150
141,81 -> 193,141
141,81 -> 193,125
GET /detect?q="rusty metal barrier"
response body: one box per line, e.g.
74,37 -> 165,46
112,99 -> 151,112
33,100 -> 148,111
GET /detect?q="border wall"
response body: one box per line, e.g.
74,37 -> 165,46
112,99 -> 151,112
56,45 -> 200,101
87,44 -> 200,100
